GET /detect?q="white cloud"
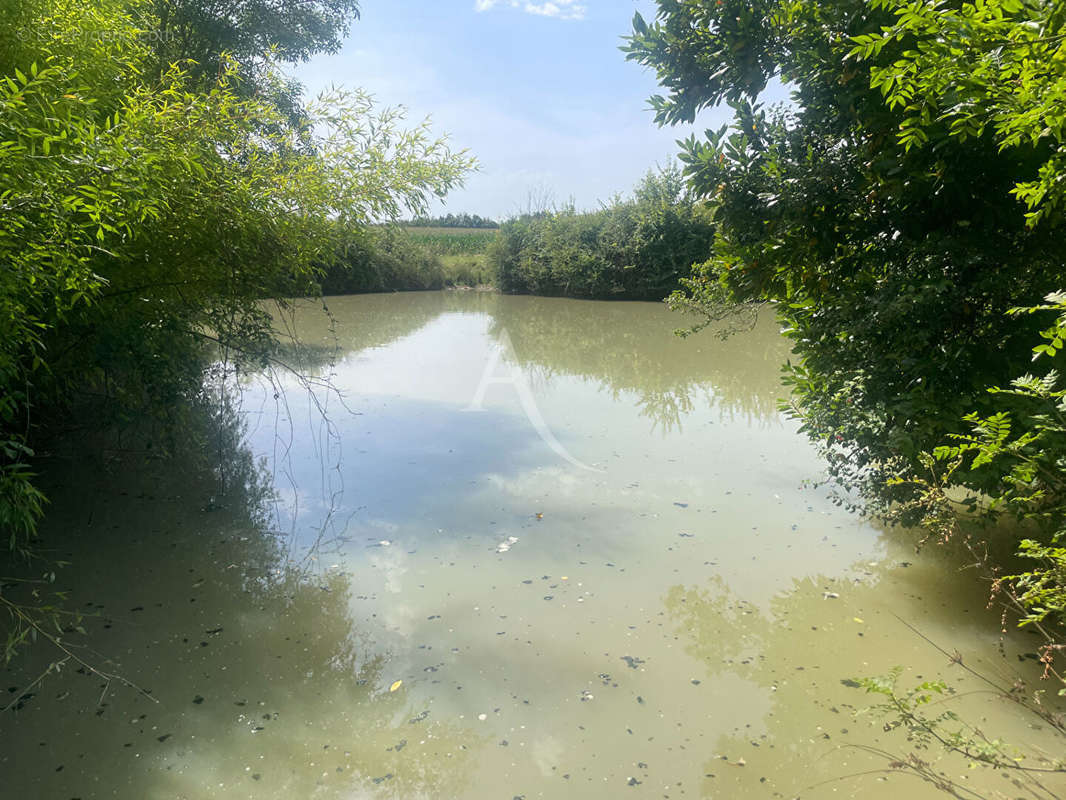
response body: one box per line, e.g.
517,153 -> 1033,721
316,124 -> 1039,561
475,0 -> 586,21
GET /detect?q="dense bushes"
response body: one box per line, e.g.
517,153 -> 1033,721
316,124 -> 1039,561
896,295 -> 1066,636
491,166 -> 715,300
318,227 -> 445,294
626,0 -> 1063,510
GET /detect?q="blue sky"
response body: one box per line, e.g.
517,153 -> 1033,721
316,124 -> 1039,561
292,0 -> 764,220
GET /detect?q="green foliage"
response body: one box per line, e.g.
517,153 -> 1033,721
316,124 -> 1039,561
849,668 -> 1065,786
1008,540 -> 1066,634
850,0 -> 1066,227
491,166 -> 716,300
0,1 -> 472,570
0,463 -> 46,558
147,0 -> 360,68
143,0 -> 361,119
625,0 -> 1063,511
318,226 -> 446,294
437,254 -> 494,288
406,227 -> 499,256
898,296 -> 1066,645
854,668 -> 961,752
317,224 -> 497,295
628,0 -> 1066,731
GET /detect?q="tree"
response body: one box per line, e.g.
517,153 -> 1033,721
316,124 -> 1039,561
145,0 -> 360,108
624,0 -> 1063,513
0,0 -> 472,580
626,0 -> 1066,703
849,0 -> 1066,227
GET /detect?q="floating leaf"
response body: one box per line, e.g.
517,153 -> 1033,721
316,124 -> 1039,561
389,680 -> 403,692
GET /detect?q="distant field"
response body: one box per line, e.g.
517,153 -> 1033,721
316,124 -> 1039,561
405,227 -> 498,256
405,226 -> 497,236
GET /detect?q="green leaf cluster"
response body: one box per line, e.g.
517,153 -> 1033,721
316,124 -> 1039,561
900,296 -> 1066,639
317,225 -> 451,295
490,166 -> 717,301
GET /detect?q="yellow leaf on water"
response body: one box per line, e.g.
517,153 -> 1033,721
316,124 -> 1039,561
853,617 -> 864,624
389,680 -> 403,692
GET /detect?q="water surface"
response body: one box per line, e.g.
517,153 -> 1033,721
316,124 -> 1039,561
3,292 -> 1064,799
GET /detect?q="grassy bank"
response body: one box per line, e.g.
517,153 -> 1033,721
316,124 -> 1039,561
316,225 -> 497,294
408,226 -> 496,287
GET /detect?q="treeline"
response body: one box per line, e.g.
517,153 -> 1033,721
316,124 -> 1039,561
0,0 -> 471,601
628,0 -> 1066,667
406,213 -> 499,229
490,166 -> 715,300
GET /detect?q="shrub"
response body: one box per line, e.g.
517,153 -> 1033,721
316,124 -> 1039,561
491,166 -> 716,300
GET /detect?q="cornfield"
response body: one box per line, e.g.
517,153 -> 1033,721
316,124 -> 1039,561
405,227 -> 498,256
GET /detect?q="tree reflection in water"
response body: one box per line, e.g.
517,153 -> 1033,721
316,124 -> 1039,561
0,378 -> 482,800
661,533 -> 1066,800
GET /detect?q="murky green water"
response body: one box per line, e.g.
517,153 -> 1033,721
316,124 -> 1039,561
3,291 -> 1064,799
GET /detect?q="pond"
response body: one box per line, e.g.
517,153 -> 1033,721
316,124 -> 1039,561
3,291 -> 1064,799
